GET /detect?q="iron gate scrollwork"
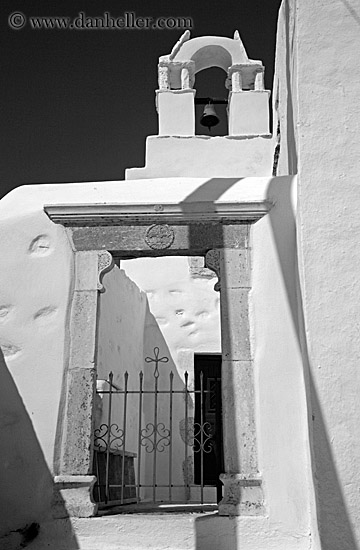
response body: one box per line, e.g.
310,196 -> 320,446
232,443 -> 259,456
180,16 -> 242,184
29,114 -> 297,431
93,347 -> 222,507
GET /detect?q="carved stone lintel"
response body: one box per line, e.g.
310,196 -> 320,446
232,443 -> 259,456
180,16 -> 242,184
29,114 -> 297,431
53,475 -> 97,518
205,249 -> 221,291
97,250 -> 114,292
218,474 -> 264,517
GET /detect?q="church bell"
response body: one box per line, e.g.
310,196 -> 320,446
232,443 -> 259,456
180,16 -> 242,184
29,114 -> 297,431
200,102 -> 220,132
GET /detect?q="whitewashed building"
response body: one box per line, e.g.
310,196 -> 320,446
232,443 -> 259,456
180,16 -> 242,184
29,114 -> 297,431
0,2 -> 359,549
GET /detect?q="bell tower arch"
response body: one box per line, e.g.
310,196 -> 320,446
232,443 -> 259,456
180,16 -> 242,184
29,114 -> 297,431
156,30 -> 270,137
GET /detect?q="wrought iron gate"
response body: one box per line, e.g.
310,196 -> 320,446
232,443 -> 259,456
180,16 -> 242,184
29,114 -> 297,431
92,347 -> 223,507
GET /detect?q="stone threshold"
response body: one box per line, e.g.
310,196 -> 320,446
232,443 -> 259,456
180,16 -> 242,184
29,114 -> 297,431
98,502 -> 218,516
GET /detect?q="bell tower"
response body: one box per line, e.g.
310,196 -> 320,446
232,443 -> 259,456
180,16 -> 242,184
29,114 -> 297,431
157,30 -> 269,137
126,31 -> 274,179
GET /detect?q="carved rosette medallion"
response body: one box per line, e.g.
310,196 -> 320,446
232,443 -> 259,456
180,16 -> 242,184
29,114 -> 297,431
145,224 -> 175,250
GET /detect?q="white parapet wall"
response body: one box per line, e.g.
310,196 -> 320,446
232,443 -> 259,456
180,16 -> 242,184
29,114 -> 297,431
126,135 -> 274,180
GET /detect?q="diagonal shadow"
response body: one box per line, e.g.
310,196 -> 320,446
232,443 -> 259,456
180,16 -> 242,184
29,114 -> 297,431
267,4 -> 357,545
340,0 -> 360,26
179,173 -> 358,550
266,175 -> 358,550
0,348 -> 79,549
180,177 -> 246,550
180,178 -> 243,204
180,176 -> 244,475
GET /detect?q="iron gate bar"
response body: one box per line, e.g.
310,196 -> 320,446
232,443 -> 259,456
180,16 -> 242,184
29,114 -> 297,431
94,347 -> 219,508
144,346 -> 169,503
95,448 -> 101,502
200,371 -> 204,504
184,371 -> 189,501
121,371 -> 129,504
169,371 -> 174,502
137,371 -> 143,502
153,365 -> 158,501
105,371 -> 113,504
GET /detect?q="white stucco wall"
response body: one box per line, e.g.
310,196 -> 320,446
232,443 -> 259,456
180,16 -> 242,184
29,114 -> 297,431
275,1 -> 360,549
97,267 -> 147,385
250,176 -> 313,547
272,0 -> 298,177
0,189 -> 74,473
126,135 -> 274,179
0,348 -> 54,539
121,256 -> 221,366
96,266 -> 148,458
0,187 -> 75,537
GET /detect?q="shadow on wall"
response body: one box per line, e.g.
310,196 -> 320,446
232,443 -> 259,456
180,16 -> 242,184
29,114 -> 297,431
266,176 -> 358,550
180,177 -> 242,550
194,513 -> 236,550
0,348 -> 79,550
272,3 -> 357,546
180,175 -> 242,470
187,175 -> 358,549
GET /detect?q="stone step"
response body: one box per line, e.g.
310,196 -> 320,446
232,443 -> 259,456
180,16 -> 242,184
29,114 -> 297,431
28,509 -> 236,550
27,511 -> 242,550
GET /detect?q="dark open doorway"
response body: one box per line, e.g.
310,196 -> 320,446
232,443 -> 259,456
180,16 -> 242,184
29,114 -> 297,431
194,354 -> 224,502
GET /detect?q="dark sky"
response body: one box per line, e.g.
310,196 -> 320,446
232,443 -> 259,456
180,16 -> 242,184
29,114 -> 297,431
1,0 -> 282,199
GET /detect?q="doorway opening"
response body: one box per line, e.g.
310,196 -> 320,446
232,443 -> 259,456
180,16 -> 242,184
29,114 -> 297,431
92,255 -> 224,510
194,354 -> 223,503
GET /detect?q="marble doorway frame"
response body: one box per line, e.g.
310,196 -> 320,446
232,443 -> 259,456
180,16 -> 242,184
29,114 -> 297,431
45,200 -> 271,517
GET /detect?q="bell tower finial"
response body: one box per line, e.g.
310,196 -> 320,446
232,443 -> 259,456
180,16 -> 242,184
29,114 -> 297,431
169,30 -> 191,61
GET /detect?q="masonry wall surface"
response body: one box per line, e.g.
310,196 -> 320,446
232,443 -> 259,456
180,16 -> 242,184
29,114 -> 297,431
121,256 -> 221,367
0,191 -> 74,472
0,189 -> 75,537
0,348 -> 53,540
95,266 -> 148,459
275,1 -> 360,549
126,136 -> 274,179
